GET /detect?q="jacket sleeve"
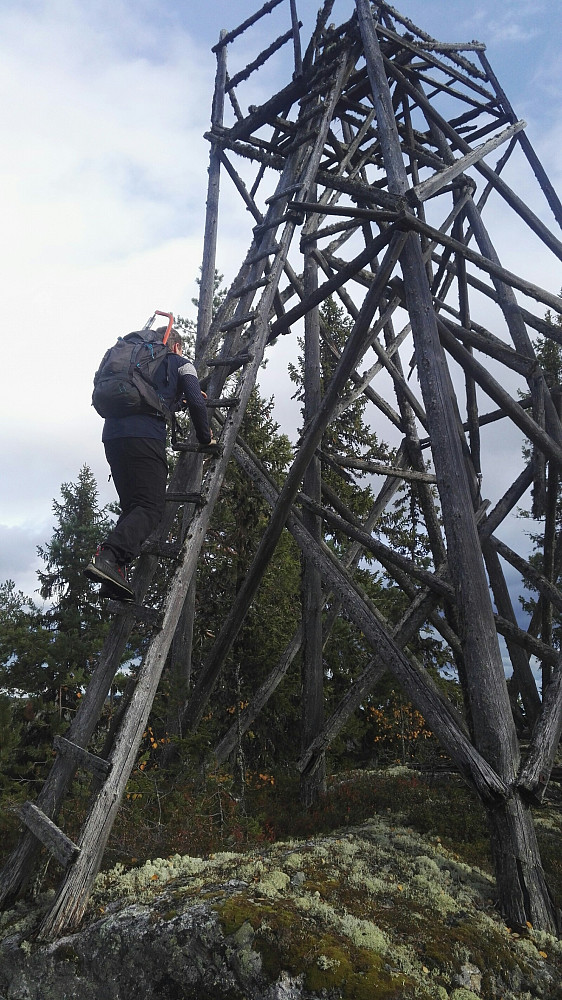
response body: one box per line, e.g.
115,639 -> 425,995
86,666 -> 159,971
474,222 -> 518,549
176,360 -> 212,444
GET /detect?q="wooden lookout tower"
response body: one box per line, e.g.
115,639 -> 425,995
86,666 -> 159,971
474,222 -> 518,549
1,0 -> 561,938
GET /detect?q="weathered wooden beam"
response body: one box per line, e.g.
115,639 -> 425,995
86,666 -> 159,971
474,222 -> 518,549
212,0 -> 285,52
197,37 -> 228,351
412,68 -> 507,123
488,535 -> 562,618
518,662 -> 562,802
294,199 -> 398,226
400,212 -> 562,315
418,41 -> 486,53
17,803 -> 79,869
235,436 -> 507,804
299,491 -> 453,599
481,545 -> 541,728
359,0 -> 518,777
301,232 -> 326,805
289,0 -> 303,77
383,54 -> 562,262
377,0 -> 488,80
494,615 -> 559,666
331,455 -> 437,483
269,227 -> 398,338
315,167 -> 401,210
432,259 -> 560,343
478,50 -> 562,231
437,321 -> 562,469
308,253 -> 416,430
165,491 -> 205,504
105,600 -> 164,627
220,152 -> 263,224
226,29 -> 297,92
53,737 -> 111,781
437,315 -> 537,378
408,120 -> 525,205
220,78 -> 307,143
479,463 -> 534,540
376,18 -> 491,95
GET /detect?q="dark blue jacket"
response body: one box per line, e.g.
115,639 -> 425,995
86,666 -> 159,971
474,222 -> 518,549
102,353 -> 211,444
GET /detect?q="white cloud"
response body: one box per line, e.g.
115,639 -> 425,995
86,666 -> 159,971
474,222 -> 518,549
0,522 -> 51,602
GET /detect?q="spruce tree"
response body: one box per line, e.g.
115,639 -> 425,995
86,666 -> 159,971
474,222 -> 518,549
0,466 -> 124,727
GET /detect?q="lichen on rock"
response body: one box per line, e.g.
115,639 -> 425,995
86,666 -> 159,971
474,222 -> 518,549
0,811 -> 560,1000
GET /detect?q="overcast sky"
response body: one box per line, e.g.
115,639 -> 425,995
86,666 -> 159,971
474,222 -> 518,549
1,0 -> 561,602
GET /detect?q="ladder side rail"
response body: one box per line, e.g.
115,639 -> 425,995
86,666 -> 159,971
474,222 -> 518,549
0,446 -> 199,908
197,34 -> 228,350
36,123 -> 322,939
0,603 -> 143,908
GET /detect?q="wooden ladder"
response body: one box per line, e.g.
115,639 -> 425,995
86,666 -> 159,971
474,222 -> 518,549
0,68 -> 345,939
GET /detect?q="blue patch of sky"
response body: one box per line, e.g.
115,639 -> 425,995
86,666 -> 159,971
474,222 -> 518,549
179,1 -> 561,131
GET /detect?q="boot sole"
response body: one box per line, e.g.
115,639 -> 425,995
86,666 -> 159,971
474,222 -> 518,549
83,563 -> 135,603
98,582 -> 136,604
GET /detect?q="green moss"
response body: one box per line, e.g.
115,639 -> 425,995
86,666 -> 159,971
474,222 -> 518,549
305,943 -> 419,999
375,895 -> 530,995
216,895 -> 427,999
214,897 -> 263,937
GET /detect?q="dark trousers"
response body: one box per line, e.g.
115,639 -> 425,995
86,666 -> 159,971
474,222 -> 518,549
103,438 -> 168,564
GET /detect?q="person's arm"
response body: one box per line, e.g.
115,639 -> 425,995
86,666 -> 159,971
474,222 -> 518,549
177,360 -> 213,444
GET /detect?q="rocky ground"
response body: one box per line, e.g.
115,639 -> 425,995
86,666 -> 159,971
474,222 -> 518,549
1,805 -> 561,1000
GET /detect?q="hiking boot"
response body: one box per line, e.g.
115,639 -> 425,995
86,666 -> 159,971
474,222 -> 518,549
98,582 -> 133,602
84,548 -> 135,603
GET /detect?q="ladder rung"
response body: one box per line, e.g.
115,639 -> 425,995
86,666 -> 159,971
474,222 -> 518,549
246,244 -> 281,264
297,105 -> 324,127
165,491 -> 205,504
18,802 -> 79,868
265,182 -> 302,205
207,352 -> 253,368
253,217 -> 291,238
142,541 -> 181,558
219,311 -> 257,332
285,204 -> 306,223
205,397 -> 240,408
230,276 -> 270,298
54,736 -> 111,780
172,442 -> 223,456
106,600 -> 164,627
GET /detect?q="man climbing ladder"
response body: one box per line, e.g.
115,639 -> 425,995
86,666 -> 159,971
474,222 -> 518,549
84,323 -> 214,602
